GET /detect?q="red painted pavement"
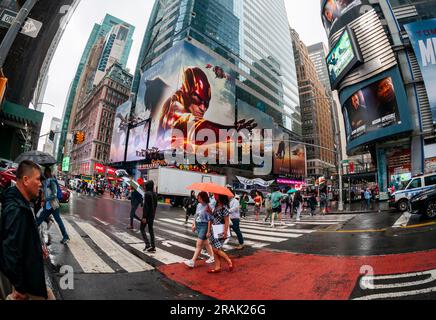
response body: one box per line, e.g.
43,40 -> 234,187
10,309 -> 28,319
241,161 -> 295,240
158,250 -> 436,300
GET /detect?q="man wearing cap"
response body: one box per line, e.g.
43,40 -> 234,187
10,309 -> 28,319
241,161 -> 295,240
128,177 -> 144,230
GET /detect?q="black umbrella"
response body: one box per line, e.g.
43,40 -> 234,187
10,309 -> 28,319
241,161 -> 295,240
15,151 -> 57,166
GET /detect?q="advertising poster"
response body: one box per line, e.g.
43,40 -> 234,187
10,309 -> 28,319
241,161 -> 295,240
290,144 -> 306,177
109,101 -> 132,163
273,126 -> 291,175
138,41 -> 237,153
322,0 -> 361,34
343,77 -> 401,141
126,121 -> 150,162
404,19 -> 436,125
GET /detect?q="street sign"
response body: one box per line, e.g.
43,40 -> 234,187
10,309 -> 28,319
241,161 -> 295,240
0,9 -> 43,38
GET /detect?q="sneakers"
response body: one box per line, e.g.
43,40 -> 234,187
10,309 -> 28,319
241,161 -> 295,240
183,260 -> 195,268
205,258 -> 215,264
60,237 -> 70,245
146,247 -> 156,253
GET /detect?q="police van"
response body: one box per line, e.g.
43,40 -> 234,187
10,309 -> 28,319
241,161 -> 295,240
389,173 -> 436,212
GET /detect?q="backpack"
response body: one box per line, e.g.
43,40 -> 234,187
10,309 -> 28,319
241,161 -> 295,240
54,178 -> 63,201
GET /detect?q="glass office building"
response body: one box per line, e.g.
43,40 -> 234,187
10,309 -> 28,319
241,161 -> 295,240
133,0 -> 300,137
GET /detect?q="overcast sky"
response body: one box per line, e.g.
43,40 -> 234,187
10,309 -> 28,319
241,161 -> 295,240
38,0 -> 328,151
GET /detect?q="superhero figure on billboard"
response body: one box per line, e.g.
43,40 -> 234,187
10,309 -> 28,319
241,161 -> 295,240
156,67 -> 257,150
375,77 -> 398,121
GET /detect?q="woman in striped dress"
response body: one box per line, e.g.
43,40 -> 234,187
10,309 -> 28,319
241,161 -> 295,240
207,194 -> 234,273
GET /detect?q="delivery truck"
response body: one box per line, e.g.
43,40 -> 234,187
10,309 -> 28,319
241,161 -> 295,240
147,167 -> 227,207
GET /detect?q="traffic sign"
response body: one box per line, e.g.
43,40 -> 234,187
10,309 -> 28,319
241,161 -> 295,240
0,9 -> 42,38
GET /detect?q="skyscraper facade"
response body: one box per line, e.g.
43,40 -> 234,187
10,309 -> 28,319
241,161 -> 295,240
320,0 -> 436,194
125,0 -> 300,181
291,28 -> 335,179
133,0 -> 299,134
58,14 -> 134,162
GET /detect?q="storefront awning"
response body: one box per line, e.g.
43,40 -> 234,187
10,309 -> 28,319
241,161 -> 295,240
0,100 -> 43,127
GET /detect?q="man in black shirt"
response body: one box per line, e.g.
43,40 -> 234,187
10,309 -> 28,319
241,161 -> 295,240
141,181 -> 158,253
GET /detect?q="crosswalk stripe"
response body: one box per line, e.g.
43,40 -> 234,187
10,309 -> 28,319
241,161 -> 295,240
63,220 -> 115,274
109,232 -> 186,265
93,217 -> 109,226
239,227 -> 302,238
353,286 -> 436,300
75,221 -> 153,273
155,223 -> 267,248
239,232 -> 289,242
240,223 -> 314,234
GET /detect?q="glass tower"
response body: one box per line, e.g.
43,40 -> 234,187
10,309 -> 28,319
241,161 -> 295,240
58,14 -> 135,162
133,0 -> 300,137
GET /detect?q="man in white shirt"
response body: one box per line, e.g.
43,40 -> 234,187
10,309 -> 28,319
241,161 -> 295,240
228,191 -> 244,250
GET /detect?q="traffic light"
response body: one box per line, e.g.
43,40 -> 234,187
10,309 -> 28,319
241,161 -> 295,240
74,131 -> 85,145
49,130 -> 55,142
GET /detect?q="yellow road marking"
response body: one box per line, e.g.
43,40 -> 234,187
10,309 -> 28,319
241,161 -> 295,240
318,221 -> 436,233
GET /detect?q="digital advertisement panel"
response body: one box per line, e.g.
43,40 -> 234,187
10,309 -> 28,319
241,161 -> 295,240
322,0 -> 361,34
109,101 -> 132,163
138,41 -> 236,153
343,76 -> 401,141
326,28 -> 361,89
404,19 -> 436,125
126,121 -> 150,162
290,144 -> 306,177
273,126 -> 291,175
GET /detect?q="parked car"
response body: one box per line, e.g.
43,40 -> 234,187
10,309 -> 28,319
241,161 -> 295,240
0,168 -> 17,192
409,186 -> 436,219
59,185 -> 70,204
389,173 -> 436,212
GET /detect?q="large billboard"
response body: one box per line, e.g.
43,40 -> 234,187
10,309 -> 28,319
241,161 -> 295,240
136,41 -> 237,154
326,28 -> 362,90
126,121 -> 150,162
109,101 -> 132,163
322,0 -> 361,34
343,76 -> 401,142
404,19 -> 436,125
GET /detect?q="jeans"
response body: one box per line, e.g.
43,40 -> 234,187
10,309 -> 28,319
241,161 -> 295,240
141,215 -> 155,249
366,199 -> 371,210
231,219 -> 244,245
36,208 -> 69,240
130,202 -> 141,226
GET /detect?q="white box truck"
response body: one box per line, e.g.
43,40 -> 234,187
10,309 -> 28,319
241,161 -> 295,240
147,167 -> 227,207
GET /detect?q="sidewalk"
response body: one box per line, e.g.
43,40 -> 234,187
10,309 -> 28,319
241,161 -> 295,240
327,200 -> 392,214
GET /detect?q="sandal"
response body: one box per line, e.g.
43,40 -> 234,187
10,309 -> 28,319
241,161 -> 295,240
207,269 -> 221,274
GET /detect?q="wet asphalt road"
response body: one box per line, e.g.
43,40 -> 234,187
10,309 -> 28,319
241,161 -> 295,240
44,192 -> 436,300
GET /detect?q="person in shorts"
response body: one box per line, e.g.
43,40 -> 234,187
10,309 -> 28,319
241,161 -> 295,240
183,192 -> 215,268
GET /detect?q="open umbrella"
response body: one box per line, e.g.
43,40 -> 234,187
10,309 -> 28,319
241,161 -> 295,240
15,151 -> 57,166
287,189 -> 298,194
122,177 -> 145,197
187,182 -> 234,197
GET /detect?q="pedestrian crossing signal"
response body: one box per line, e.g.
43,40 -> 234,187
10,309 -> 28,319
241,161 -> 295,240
49,130 -> 55,142
74,131 -> 85,144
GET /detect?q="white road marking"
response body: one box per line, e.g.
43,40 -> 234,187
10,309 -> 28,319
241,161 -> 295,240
154,223 -> 267,248
240,223 -> 314,234
362,269 -> 436,290
392,212 -> 412,228
75,221 -> 153,273
239,227 -> 302,238
93,217 -> 110,226
63,220 -> 114,274
354,286 -> 436,300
